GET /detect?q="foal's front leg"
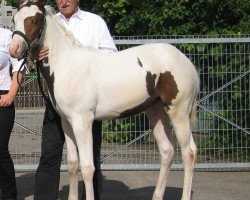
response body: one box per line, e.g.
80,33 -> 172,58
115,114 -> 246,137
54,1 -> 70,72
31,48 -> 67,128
71,114 -> 95,200
61,118 -> 79,200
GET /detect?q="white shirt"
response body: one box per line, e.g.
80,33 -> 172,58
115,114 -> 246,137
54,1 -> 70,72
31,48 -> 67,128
0,28 -> 26,90
56,9 -> 117,52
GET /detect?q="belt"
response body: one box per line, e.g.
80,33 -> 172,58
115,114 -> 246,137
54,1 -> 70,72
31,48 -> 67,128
0,90 -> 9,95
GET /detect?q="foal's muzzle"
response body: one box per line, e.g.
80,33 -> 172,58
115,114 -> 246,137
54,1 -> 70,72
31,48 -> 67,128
12,30 -> 31,59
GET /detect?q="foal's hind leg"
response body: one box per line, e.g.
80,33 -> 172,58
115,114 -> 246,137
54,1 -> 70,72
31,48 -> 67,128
61,118 -> 79,200
146,103 -> 176,200
167,108 -> 197,200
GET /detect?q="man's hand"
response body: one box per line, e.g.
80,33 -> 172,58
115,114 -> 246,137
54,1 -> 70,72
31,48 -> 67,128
0,93 -> 15,107
38,47 -> 49,61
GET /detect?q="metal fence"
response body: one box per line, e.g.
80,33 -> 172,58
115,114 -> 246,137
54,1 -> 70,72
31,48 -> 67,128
11,35 -> 250,171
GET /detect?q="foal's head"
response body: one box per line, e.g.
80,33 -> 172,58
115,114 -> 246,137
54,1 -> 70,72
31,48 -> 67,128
9,0 -> 47,59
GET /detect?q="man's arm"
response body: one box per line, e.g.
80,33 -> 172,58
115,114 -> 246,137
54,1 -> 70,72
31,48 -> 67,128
98,17 -> 117,52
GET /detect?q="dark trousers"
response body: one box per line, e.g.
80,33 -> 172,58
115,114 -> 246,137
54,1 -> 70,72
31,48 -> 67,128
34,104 -> 102,200
0,91 -> 17,200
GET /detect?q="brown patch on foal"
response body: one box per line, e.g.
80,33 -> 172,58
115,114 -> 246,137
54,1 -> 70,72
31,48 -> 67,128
146,71 -> 157,96
156,71 -> 179,105
24,12 -> 44,41
137,57 -> 143,67
119,70 -> 178,118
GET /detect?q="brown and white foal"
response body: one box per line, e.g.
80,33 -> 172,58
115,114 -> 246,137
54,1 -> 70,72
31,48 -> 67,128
9,1 -> 200,200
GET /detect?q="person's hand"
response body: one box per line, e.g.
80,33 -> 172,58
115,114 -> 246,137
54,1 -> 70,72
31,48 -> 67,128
38,47 -> 49,61
0,93 -> 15,107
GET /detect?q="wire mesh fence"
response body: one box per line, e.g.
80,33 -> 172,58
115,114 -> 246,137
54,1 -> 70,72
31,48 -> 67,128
10,35 -> 250,171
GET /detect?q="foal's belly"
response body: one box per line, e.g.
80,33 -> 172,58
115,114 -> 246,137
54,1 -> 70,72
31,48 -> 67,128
94,92 -> 158,120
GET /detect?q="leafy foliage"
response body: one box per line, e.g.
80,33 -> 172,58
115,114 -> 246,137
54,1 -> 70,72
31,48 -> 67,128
102,119 -> 136,143
6,0 -> 248,35
102,115 -> 150,143
80,0 -> 250,35
5,0 -> 18,7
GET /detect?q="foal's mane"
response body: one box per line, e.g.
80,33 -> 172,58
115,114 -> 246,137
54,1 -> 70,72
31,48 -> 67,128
44,5 -> 86,49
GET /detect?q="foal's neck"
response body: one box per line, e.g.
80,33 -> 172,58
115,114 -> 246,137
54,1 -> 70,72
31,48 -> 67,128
42,14 -> 77,68
44,15 -> 66,45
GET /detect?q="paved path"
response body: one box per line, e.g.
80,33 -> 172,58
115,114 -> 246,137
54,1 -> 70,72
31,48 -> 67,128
15,171 -> 250,200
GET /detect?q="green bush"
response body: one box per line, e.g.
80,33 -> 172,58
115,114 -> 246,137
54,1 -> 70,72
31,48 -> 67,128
102,119 -> 136,143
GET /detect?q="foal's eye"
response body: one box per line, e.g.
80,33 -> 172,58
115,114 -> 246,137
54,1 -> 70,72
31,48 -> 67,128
32,19 -> 39,24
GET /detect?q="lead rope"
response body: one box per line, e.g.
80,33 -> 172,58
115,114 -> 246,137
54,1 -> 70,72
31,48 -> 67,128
35,60 -> 53,107
16,57 -> 28,86
13,30 -> 31,87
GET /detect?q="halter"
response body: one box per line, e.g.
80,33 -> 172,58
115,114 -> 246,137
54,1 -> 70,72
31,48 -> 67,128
11,4 -> 46,86
11,19 -> 45,86
12,1 -> 46,61
12,17 -> 46,61
12,30 -> 31,60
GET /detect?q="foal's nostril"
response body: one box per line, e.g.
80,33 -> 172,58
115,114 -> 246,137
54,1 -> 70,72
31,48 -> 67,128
9,43 -> 21,58
16,44 -> 21,54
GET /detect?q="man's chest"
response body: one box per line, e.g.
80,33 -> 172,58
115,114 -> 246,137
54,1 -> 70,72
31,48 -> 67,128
64,21 -> 100,49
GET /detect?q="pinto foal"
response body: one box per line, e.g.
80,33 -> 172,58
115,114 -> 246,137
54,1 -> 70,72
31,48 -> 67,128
9,1 -> 200,199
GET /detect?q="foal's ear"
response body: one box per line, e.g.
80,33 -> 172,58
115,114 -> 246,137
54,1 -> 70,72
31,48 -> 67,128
18,0 -> 25,7
18,0 -> 47,7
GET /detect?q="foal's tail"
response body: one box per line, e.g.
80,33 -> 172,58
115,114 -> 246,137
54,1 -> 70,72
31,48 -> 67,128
190,98 -> 198,128
190,73 -> 200,128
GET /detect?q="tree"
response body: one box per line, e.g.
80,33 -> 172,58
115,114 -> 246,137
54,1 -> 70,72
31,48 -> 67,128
80,0 -> 250,35
5,0 -> 58,8
5,0 -> 18,7
6,0 -> 249,35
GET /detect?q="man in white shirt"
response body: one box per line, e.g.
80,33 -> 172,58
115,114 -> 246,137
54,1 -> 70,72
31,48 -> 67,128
34,0 -> 117,200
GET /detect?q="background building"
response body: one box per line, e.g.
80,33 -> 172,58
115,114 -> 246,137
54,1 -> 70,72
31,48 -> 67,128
0,0 -> 17,30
